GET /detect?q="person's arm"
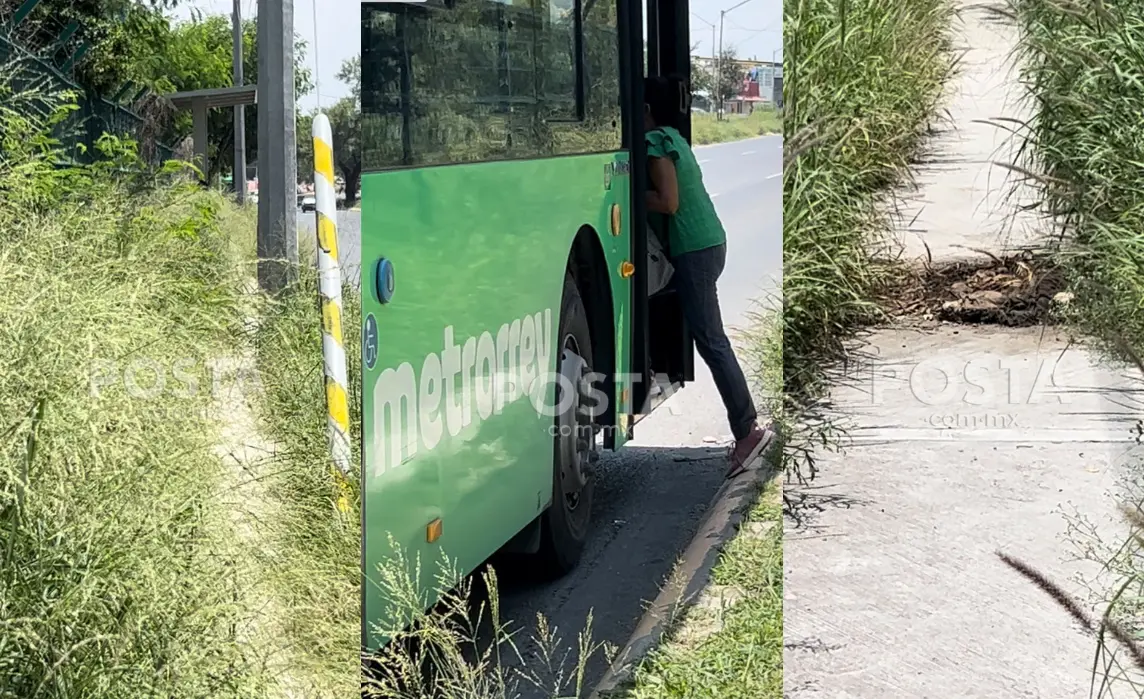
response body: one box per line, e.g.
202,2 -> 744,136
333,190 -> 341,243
646,155 -> 679,215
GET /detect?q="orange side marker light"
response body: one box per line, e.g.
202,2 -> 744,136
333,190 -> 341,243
427,518 -> 443,543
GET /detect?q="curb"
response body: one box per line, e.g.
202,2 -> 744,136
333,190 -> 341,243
588,444 -> 780,699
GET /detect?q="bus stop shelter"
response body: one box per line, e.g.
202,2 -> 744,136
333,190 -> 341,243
166,84 -> 257,185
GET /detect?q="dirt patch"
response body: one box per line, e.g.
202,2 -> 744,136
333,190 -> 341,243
886,250 -> 1067,326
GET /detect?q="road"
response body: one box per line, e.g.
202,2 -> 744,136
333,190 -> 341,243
303,134 -> 781,692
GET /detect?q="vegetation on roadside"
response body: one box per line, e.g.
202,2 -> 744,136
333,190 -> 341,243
691,109 -> 782,145
249,265 -> 362,696
1003,0 -> 1144,693
781,0 -> 956,478
1008,0 -> 1144,368
0,81 -> 284,696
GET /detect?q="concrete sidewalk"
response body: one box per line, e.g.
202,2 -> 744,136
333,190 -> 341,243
784,3 -> 1140,697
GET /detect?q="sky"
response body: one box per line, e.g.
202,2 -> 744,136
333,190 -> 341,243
175,0 -> 781,113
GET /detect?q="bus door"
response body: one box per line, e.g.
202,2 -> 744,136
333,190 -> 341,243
630,0 -> 695,419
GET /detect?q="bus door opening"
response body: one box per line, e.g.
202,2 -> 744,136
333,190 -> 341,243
639,0 -> 694,413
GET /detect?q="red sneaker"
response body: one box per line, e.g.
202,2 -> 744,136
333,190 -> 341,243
726,422 -> 774,479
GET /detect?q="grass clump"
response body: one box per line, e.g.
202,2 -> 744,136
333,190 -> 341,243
0,82 -> 279,696
781,0 -> 956,477
360,545 -> 609,698
1007,0 -> 1144,368
691,109 -> 782,145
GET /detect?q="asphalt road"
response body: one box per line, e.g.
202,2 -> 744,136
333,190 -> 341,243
308,134 -> 781,692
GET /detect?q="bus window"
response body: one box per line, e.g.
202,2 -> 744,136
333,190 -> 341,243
361,0 -> 621,171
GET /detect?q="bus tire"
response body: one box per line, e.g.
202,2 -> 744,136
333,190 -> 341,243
536,272 -> 596,577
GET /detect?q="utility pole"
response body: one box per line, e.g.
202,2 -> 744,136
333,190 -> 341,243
717,11 -> 724,120
256,0 -> 299,293
691,13 -> 716,112
232,0 -> 246,206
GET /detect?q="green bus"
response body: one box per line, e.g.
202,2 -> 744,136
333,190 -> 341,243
360,0 -> 698,651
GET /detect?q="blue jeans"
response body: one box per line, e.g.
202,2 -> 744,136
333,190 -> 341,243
671,243 -> 758,441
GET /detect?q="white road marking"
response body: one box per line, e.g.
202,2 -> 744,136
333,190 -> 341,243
741,150 -> 756,155
711,193 -> 721,198
699,159 -> 710,164
766,172 -> 781,179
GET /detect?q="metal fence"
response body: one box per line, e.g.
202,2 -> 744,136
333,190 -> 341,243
0,33 -> 173,164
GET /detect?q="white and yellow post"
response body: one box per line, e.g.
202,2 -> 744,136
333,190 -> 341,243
312,114 -> 353,515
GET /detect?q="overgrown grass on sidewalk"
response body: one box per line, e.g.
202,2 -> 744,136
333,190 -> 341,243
782,0 -> 955,477
1005,0 -> 1144,693
691,109 -> 782,145
1008,0 -> 1144,365
0,89 -> 281,695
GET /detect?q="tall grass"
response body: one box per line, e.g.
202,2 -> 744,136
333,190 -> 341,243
0,81 -> 282,695
781,0 -> 956,477
1007,0 -> 1144,364
1005,0 -> 1144,693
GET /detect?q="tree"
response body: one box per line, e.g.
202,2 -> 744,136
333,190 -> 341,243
4,2 -> 314,182
327,95 -> 361,206
338,56 -> 360,102
6,0 -> 181,94
296,111 -> 314,186
716,48 -> 748,111
691,59 -> 713,102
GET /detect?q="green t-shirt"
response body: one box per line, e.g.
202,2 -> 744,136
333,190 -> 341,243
646,126 -> 727,257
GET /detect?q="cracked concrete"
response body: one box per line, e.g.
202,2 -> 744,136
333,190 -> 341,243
783,3 -> 1143,697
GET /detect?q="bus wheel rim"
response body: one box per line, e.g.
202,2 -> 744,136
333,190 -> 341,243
558,336 -> 590,520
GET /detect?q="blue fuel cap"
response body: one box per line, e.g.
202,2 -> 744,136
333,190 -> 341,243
374,258 -> 395,304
